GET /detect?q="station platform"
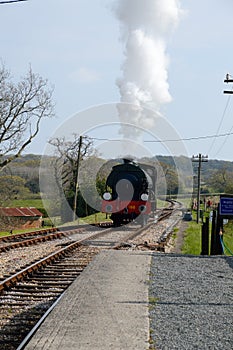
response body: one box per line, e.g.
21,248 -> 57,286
24,250 -> 152,350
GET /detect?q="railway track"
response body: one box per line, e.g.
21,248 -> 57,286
0,246 -> 99,350
0,227 -> 112,350
0,227 -> 86,253
0,200 -> 176,253
0,203 -> 182,349
0,228 -> 58,244
114,201 -> 183,250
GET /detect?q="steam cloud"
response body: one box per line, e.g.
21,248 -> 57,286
112,0 -> 183,137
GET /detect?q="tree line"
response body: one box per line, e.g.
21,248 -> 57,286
2,148 -> 233,222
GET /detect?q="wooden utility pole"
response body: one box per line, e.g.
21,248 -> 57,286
223,73 -> 233,94
192,154 -> 208,223
73,135 -> 83,221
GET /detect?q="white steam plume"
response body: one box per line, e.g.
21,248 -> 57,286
112,0 -> 183,137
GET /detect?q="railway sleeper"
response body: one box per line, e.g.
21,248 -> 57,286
44,267 -> 87,272
45,262 -> 87,266
1,314 -> 45,323
13,284 -> 64,291
0,247 -> 11,253
26,280 -> 74,287
0,328 -> 37,337
0,338 -> 27,345
28,274 -> 80,280
0,304 -> 47,311
27,279 -> 74,286
0,322 -> 36,329
1,295 -> 54,302
4,290 -> 62,297
0,331 -> 32,342
42,267 -> 84,273
31,268 -> 81,273
0,300 -> 34,306
17,296 -> 57,302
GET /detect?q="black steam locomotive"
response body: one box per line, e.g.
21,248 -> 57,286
101,158 -> 156,226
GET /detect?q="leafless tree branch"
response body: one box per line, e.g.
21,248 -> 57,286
0,64 -> 54,169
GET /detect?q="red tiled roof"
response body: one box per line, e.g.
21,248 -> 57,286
0,207 -> 43,217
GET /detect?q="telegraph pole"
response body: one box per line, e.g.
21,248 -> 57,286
192,154 -> 208,223
73,135 -> 83,221
223,73 -> 233,94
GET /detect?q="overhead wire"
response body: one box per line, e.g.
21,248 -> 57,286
211,82 -> 233,157
88,131 -> 233,143
86,78 -> 233,148
207,86 -> 233,155
0,0 -> 28,4
213,123 -> 233,157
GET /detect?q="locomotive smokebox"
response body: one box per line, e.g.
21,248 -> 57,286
101,158 -> 156,226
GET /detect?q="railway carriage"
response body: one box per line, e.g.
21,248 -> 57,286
101,158 -> 156,226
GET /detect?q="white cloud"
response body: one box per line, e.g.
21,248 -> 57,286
70,67 -> 101,83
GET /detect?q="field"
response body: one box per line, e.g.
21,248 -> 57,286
11,198 -> 44,208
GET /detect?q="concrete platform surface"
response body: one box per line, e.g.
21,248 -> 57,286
24,250 -> 152,350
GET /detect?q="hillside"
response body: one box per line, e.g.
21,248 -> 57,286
1,154 -> 233,205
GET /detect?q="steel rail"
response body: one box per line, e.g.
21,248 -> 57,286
113,205 -> 178,250
0,227 -> 58,243
0,227 -> 111,293
0,227 -> 88,253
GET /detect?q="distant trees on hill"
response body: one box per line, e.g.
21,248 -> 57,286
0,155 -> 41,205
207,166 -> 233,194
1,153 -> 233,215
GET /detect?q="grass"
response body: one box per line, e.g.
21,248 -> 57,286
79,212 -> 112,224
57,212 -> 112,228
221,221 -> 233,255
0,211 -> 108,236
11,198 -> 44,208
181,220 -> 202,255
181,210 -> 233,256
0,226 -> 52,237
149,296 -> 159,305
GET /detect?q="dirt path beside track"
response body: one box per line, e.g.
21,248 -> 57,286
168,220 -> 189,254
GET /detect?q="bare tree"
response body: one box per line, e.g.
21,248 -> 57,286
0,64 -> 54,169
49,134 -> 93,190
47,134 -> 94,221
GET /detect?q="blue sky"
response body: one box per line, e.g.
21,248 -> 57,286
1,0 -> 233,161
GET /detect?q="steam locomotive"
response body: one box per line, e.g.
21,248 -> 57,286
101,158 -> 156,226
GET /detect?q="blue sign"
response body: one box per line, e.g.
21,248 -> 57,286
220,196 -> 233,216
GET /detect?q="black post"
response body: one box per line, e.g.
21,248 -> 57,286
210,210 -> 216,255
201,217 -> 209,255
210,208 -> 223,255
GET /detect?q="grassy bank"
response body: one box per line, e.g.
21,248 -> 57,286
221,221 -> 233,255
181,211 -> 233,256
181,220 -> 202,255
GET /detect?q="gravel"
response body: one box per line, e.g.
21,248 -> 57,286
0,230 -> 97,278
149,254 -> 233,349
